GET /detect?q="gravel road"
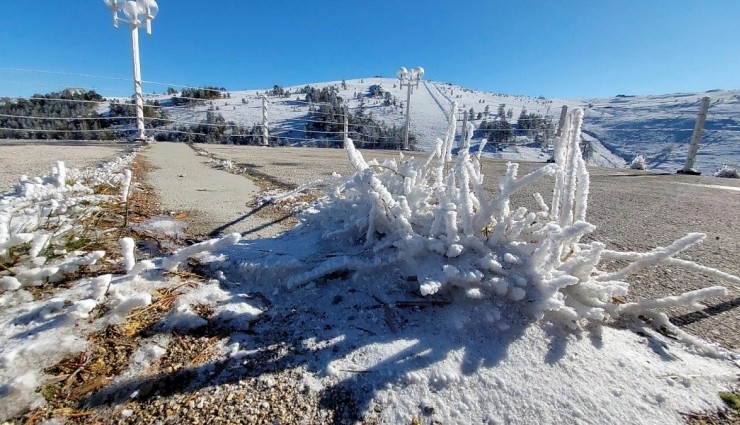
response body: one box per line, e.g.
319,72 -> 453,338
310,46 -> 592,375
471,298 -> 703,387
0,140 -> 129,193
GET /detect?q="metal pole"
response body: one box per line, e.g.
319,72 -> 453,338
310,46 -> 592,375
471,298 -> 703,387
130,26 -> 146,142
261,95 -> 269,146
403,82 -> 412,150
680,96 -> 711,175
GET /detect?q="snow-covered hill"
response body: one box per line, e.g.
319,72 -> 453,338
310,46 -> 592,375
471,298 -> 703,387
144,79 -> 739,175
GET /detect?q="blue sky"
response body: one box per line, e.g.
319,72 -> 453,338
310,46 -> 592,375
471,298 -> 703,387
2,1 -> 739,99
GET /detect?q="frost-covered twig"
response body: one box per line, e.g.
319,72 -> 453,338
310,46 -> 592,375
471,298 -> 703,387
162,233 -> 241,272
120,169 -> 132,202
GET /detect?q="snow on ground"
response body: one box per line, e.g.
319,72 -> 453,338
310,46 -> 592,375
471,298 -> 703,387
1,110 -> 739,423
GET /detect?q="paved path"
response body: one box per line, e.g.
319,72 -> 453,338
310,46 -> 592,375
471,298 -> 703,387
142,142 -> 282,238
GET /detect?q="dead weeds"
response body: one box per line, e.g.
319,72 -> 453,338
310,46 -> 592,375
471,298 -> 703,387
23,278 -> 211,424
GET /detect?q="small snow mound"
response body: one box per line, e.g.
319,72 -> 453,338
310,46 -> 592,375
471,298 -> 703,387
714,164 -> 739,178
109,292 -> 152,321
629,154 -> 648,170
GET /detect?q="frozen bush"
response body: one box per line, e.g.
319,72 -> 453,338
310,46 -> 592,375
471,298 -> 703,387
629,154 -> 647,170
714,164 -> 738,178
273,104 -> 739,357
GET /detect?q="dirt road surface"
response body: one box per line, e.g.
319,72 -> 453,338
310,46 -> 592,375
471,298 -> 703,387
0,140 -> 130,193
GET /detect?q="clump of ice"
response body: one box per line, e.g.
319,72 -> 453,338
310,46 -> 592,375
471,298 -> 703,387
120,237 -> 136,272
714,164 -> 738,178
162,233 -> 241,272
629,154 -> 647,170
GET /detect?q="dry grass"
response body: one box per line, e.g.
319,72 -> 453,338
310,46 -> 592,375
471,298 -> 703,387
683,389 -> 740,424
23,278 -> 210,424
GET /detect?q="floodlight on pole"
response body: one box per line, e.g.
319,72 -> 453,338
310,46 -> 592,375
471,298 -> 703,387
103,0 -> 158,143
397,66 -> 424,150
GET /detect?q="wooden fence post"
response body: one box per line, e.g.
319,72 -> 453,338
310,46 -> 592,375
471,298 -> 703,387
261,95 -> 269,146
678,96 -> 711,175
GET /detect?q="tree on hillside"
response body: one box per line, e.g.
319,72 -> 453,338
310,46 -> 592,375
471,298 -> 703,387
517,109 -> 554,145
497,103 -> 506,118
478,118 -> 513,146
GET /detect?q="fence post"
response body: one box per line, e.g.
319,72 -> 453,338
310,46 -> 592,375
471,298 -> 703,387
343,113 -> 349,141
261,95 -> 269,146
460,110 -> 468,149
555,105 -> 568,138
678,96 -> 711,175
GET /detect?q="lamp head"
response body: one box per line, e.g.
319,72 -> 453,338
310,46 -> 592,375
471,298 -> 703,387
136,0 -> 158,33
104,0 -> 123,26
414,67 -> 425,79
397,67 -> 409,80
103,0 -> 122,11
122,1 -> 143,22
137,0 -> 159,19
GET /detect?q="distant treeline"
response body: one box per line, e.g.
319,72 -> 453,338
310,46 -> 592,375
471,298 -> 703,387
0,86 -> 415,149
0,89 -> 168,140
476,105 -> 554,146
0,89 -> 119,140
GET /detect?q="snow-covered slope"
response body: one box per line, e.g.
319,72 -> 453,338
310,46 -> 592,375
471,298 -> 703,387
582,91 -> 740,173
146,79 -> 739,174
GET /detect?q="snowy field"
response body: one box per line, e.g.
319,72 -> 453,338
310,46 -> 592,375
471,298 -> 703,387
150,79 -> 739,175
2,109 -> 738,423
0,140 -> 130,193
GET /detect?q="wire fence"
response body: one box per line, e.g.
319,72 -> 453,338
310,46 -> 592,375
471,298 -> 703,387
1,67 -> 739,168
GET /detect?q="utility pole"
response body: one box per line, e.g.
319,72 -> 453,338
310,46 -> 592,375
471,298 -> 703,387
678,96 -> 711,175
397,66 -> 425,150
104,0 -> 158,143
130,27 -> 145,141
343,113 -> 349,141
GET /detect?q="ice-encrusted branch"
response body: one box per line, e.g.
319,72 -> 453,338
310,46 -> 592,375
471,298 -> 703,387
162,233 -> 241,272
120,169 -> 132,202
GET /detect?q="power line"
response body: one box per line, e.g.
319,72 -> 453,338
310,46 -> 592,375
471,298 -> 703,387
0,113 -> 135,121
